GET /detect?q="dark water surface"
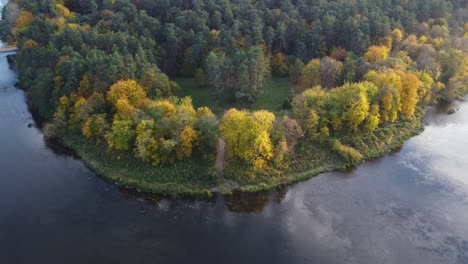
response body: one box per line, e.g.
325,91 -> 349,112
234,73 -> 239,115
1,51 -> 468,263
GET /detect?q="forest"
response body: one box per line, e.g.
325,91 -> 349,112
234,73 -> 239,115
1,0 -> 467,192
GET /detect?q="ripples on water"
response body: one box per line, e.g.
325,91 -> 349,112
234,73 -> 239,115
1,43 -> 468,263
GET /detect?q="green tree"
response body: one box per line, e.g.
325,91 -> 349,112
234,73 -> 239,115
106,120 -> 135,151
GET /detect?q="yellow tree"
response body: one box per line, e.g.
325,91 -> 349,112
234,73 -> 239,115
365,70 -> 403,122
300,59 -> 321,88
219,109 -> 276,169
151,100 -> 177,118
115,98 -> 136,121
176,97 -> 197,126
219,109 -> 252,159
344,85 -> 370,131
252,131 -> 274,170
365,105 -> 381,132
82,114 -> 109,141
273,136 -> 289,167
252,110 -> 275,132
364,45 -> 390,64
14,11 -> 34,35
107,80 -> 147,106
415,71 -> 434,103
397,71 -> 420,116
333,83 -> 370,131
134,120 -> 158,163
391,29 -> 404,46
380,85 -> 400,122
177,125 -> 200,160
69,97 -> 89,130
55,4 -> 74,18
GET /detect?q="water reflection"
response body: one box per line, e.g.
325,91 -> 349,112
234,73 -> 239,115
2,40 -> 468,263
224,191 -> 271,213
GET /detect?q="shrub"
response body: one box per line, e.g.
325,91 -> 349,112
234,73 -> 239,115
331,139 -> 364,163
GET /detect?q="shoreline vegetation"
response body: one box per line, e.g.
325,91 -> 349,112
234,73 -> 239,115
1,0 -> 466,197
51,106 -> 424,197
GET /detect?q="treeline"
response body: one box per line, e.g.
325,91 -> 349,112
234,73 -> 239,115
2,0 -> 466,115
1,0 -> 467,173
48,80 -> 219,166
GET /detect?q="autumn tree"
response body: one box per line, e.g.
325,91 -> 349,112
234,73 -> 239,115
82,114 -> 109,141
176,125 -> 200,160
397,71 -> 420,116
300,59 -> 321,88
320,56 -> 343,89
106,120 -> 135,151
364,45 -> 390,64
107,80 -> 147,106
219,109 -> 277,170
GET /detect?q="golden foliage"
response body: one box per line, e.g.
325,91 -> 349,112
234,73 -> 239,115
107,80 -> 147,106
364,45 -> 390,63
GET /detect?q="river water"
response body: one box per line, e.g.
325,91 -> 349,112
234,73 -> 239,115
1,41 -> 468,264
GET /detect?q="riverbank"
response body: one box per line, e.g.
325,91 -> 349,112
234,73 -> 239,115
54,110 -> 424,197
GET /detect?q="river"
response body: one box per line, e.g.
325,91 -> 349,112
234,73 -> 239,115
1,39 -> 468,264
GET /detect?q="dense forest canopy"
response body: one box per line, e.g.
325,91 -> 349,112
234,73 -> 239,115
1,0 -> 467,173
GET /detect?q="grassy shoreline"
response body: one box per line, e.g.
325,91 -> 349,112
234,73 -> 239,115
55,115 -> 424,198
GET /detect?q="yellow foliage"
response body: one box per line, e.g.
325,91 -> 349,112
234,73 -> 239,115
365,104 -> 380,132
82,114 -> 108,140
364,45 -> 390,63
331,139 -> 363,163
254,131 -> 274,161
252,158 -> 268,171
67,23 -> 80,30
56,17 -> 67,30
365,70 -> 403,122
177,126 -> 200,160
107,80 -> 147,106
177,97 -> 197,125
300,59 -> 321,88
219,109 -> 253,159
14,11 -> 34,34
55,4 -> 74,18
134,120 -> 157,162
331,115 -> 342,131
115,99 -> 136,121
380,86 -> 399,122
153,100 -> 177,117
415,71 -> 434,103
22,39 -> 39,49
70,97 -> 87,129
305,110 -> 319,137
379,37 -> 393,50
252,110 -> 275,132
391,29 -> 403,44
219,109 -> 276,169
319,126 -> 330,142
82,119 -> 93,139
419,35 -> 428,44
196,107 -> 215,118
210,29 -> 220,42
273,136 -> 289,167
397,71 -> 420,116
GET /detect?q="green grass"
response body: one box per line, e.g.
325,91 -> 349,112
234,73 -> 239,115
175,77 -> 292,114
254,78 -> 291,112
59,134 -> 219,197
174,78 -> 224,114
